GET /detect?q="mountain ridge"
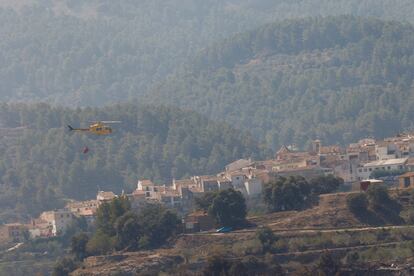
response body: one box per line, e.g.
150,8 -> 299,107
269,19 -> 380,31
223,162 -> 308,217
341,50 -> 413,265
2,1 -> 414,105
147,16 -> 414,149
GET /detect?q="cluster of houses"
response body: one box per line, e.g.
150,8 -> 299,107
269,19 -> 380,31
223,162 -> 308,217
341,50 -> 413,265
271,137 -> 414,183
3,133 -> 414,243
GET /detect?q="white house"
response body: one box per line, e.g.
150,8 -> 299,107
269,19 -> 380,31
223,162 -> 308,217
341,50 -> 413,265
356,158 -> 408,180
244,178 -> 262,196
375,142 -> 399,160
39,209 -> 75,236
227,172 -> 245,189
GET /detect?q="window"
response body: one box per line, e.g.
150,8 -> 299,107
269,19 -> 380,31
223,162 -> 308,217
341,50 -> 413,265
387,166 -> 391,170
404,177 -> 410,188
369,168 -> 372,171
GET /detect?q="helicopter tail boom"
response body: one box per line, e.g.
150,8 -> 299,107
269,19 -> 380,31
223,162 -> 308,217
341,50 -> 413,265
68,125 -> 89,132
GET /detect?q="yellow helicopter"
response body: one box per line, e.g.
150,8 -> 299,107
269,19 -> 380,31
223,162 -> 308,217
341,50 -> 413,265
68,121 -> 121,135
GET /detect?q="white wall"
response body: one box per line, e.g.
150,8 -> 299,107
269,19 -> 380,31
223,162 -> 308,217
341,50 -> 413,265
244,178 -> 262,196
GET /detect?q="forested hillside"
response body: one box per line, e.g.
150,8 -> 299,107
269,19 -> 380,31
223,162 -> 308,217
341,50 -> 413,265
149,16 -> 414,149
1,1 -> 414,105
0,103 -> 267,222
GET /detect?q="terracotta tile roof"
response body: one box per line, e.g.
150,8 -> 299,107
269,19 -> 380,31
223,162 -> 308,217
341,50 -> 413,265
275,165 -> 327,173
138,179 -> 155,186
228,171 -> 246,176
319,145 -> 344,154
78,209 -> 95,216
276,145 -> 291,155
97,191 -> 116,200
66,200 -> 99,209
162,190 -> 181,197
225,159 -> 253,172
196,175 -> 217,180
174,179 -> 196,186
132,190 -> 146,196
376,141 -> 389,147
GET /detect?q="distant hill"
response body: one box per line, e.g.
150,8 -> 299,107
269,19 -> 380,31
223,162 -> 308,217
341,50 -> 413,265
0,103 -> 268,222
1,1 -> 414,105
148,16 -> 414,149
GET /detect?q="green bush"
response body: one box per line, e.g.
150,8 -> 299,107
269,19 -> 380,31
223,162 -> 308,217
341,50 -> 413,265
407,210 -> 414,225
263,176 -> 311,212
256,227 -> 278,253
52,257 -> 77,276
208,189 -> 247,228
86,231 -> 115,256
346,193 -> 368,213
366,185 -> 391,209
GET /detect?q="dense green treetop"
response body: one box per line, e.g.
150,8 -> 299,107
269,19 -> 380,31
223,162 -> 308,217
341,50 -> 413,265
150,16 -> 414,148
195,189 -> 247,227
79,198 -> 180,258
208,188 -> 247,228
1,1 -> 414,105
262,174 -> 341,212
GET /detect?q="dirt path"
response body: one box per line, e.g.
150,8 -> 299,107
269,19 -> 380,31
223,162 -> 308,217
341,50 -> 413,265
272,240 -> 403,257
185,224 -> 414,237
0,242 -> 23,254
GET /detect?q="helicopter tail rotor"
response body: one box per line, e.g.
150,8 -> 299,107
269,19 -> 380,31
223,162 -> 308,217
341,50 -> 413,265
68,125 -> 74,131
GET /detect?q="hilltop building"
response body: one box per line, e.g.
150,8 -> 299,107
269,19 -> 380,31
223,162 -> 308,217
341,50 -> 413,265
66,200 -> 99,217
356,158 -> 408,180
38,209 -> 75,236
0,223 -> 27,244
97,191 -> 117,202
399,172 -> 414,189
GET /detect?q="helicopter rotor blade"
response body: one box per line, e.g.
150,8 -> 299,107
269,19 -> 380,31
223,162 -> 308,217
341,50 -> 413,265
101,121 -> 122,124
89,121 -> 122,124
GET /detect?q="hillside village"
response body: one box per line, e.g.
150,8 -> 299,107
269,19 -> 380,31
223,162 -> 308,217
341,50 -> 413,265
3,132 -> 414,246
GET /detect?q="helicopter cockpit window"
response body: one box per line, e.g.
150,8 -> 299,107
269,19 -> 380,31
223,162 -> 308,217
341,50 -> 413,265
96,128 -> 102,131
